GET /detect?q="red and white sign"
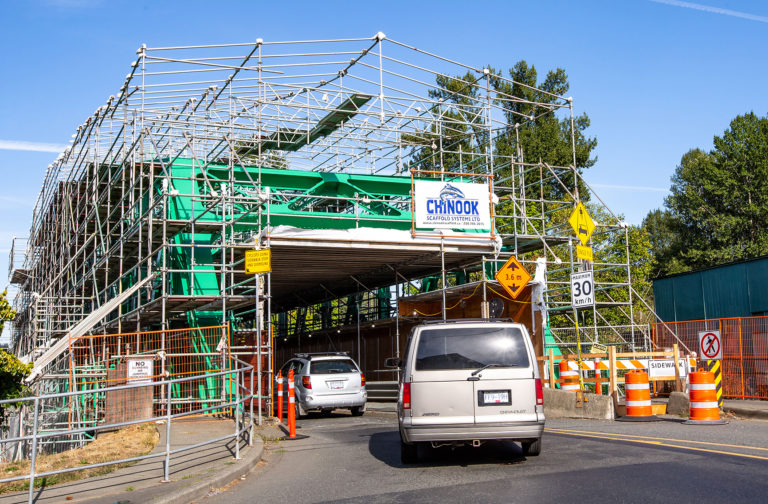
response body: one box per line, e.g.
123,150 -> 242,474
698,330 -> 722,361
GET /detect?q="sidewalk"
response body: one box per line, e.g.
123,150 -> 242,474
0,418 -> 282,504
722,398 -> 768,420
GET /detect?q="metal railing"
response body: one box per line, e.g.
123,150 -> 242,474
0,357 -> 256,504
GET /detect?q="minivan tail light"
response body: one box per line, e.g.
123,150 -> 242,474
302,376 -> 312,389
360,373 -> 366,387
403,382 -> 411,409
535,378 -> 543,405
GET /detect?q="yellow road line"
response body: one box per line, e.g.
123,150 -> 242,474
545,427 -> 768,452
545,428 -> 768,461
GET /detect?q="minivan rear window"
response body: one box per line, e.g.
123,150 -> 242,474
415,326 -> 530,370
310,359 -> 358,374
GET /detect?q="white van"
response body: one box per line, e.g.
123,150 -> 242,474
388,320 -> 544,463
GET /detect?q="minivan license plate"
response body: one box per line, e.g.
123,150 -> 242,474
328,380 -> 345,390
479,390 -> 511,406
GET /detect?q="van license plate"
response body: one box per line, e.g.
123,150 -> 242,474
328,381 -> 345,390
479,390 -> 511,406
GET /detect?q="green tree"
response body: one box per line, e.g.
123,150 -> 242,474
490,61 -> 597,202
406,61 -> 597,186
0,350 -> 31,423
0,289 -> 26,422
641,208 -> 687,278
0,289 -> 15,334
404,71 -> 485,172
661,112 -> 768,271
587,206 -> 653,327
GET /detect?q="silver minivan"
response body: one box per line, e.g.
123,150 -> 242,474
388,320 -> 544,463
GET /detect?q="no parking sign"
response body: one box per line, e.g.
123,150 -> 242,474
698,330 -> 722,361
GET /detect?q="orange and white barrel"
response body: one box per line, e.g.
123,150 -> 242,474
624,370 -> 653,418
559,360 -> 580,391
685,369 -> 726,424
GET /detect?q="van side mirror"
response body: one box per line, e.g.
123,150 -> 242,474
384,357 -> 402,368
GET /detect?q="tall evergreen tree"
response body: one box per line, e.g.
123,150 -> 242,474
661,112 -> 768,271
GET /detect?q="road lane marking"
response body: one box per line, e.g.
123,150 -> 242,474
545,428 -> 768,461
545,428 -> 768,452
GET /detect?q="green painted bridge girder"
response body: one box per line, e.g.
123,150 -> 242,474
169,158 -> 417,231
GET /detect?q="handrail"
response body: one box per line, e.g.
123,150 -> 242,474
0,357 -> 256,504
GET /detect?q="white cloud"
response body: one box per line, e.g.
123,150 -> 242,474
650,0 -> 768,24
591,183 -> 668,193
0,140 -> 67,153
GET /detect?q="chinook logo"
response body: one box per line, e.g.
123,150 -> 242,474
426,183 -> 480,216
439,183 -> 465,201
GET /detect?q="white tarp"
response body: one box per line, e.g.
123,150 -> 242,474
260,225 -> 501,251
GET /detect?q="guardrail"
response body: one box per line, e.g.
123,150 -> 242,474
0,357 -> 256,504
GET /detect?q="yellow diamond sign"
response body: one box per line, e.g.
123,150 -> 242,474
569,202 -> 595,246
494,256 -> 532,299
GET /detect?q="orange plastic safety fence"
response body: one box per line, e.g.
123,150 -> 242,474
653,316 -> 768,399
68,325 -> 232,426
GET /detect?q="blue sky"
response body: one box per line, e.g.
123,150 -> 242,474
1,0 -> 767,339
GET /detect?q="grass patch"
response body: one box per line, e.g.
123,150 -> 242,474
0,423 -> 159,495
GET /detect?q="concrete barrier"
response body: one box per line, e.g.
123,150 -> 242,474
667,391 -> 690,417
543,388 -> 615,420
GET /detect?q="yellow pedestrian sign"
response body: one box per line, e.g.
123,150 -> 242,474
245,249 -> 271,274
569,202 -> 595,246
495,256 -> 531,299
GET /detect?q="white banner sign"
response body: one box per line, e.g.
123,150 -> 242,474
413,180 -> 491,230
648,359 -> 688,379
127,358 -> 154,383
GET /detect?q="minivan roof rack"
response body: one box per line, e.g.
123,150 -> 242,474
295,352 -> 349,359
420,318 -> 516,325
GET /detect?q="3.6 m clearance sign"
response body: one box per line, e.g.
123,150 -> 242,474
413,180 -> 491,230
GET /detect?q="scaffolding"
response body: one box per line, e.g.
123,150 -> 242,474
6,33 -> 651,392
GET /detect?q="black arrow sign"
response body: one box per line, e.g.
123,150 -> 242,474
510,284 -> 519,291
507,262 -> 518,270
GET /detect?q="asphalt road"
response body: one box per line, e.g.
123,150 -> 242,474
198,412 -> 768,503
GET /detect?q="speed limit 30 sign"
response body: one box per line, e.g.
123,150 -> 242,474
571,271 -> 595,308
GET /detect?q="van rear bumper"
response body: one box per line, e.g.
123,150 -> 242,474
401,420 -> 544,443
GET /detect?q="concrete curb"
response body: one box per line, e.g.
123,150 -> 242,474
724,405 -> 768,421
151,436 -> 264,504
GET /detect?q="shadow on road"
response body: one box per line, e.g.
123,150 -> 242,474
368,431 -> 527,468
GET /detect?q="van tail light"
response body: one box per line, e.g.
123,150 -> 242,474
302,376 -> 312,389
403,382 -> 411,410
535,378 -> 543,405
360,373 -> 366,387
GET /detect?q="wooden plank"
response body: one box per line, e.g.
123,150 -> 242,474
548,348 -> 556,389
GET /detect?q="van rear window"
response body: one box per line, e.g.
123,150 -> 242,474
310,359 -> 358,374
415,326 -> 530,370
